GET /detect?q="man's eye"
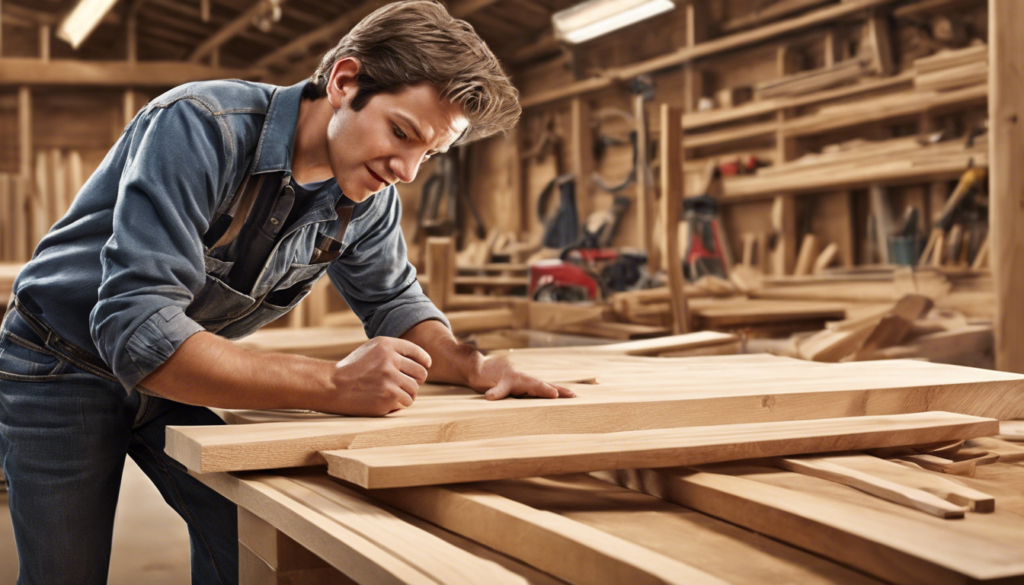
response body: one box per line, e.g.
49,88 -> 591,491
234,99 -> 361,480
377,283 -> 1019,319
392,125 -> 407,140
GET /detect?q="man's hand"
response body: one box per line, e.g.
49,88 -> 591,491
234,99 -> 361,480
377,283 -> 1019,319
470,355 -> 576,401
326,337 -> 432,416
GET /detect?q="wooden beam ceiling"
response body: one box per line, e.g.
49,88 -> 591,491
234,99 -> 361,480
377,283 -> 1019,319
0,57 -> 259,85
189,0 -> 290,62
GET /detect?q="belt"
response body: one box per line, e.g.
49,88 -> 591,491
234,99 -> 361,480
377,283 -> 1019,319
10,295 -> 119,383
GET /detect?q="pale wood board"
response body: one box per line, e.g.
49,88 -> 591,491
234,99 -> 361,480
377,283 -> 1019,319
322,412 -> 998,489
368,474 -> 882,585
364,480 -> 726,585
168,355 -> 1024,473
193,469 -> 547,585
598,462 -> 1024,585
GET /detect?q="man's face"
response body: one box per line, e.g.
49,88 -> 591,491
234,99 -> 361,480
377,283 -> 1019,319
325,70 -> 469,202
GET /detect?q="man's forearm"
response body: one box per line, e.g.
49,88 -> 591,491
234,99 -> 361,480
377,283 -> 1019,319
400,319 -> 484,386
139,331 -> 335,410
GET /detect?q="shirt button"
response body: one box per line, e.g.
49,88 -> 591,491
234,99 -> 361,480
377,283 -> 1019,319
270,218 -> 280,226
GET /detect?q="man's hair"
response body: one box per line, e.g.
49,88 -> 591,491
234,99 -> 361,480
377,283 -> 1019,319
304,1 -> 520,144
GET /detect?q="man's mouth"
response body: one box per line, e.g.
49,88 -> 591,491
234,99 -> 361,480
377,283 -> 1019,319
366,165 -> 387,186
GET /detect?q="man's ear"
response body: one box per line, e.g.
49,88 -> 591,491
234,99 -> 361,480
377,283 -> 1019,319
326,57 -> 361,110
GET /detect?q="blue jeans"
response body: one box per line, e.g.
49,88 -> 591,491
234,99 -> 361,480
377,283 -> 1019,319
0,307 -> 238,585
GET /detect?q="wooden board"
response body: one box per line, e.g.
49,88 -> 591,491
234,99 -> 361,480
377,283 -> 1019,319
598,462 -> 1024,585
322,412 -> 998,489
167,355 -> 1024,473
367,474 -> 882,585
363,480 -> 726,585
193,469 -> 549,585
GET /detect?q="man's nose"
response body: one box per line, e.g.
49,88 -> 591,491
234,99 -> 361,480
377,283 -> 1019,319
389,153 -> 420,184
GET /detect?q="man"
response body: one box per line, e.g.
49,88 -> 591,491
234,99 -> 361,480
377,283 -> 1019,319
0,2 -> 572,583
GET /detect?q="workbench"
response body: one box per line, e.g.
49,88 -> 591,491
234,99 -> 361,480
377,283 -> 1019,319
168,338 -> 1024,584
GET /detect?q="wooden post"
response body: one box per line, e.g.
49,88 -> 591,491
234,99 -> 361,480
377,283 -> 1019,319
660,104 -> 689,334
507,126 -> 524,236
127,9 -> 137,63
990,0 -> 1024,373
633,94 -> 657,271
425,237 -> 455,312
18,87 -> 31,180
570,97 -> 594,227
237,508 -> 350,585
39,25 -> 50,62
201,0 -> 211,22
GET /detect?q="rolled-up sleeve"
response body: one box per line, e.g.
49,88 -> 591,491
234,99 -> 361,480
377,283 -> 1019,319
327,186 -> 449,339
89,98 -> 229,392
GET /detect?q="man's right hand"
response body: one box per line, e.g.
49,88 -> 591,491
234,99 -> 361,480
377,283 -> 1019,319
325,337 -> 432,416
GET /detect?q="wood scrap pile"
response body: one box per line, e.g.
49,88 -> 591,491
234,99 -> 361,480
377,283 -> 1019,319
168,338 -> 1024,584
787,289 -> 992,366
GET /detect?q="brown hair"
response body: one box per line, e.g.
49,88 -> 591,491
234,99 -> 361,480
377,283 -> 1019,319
304,1 -> 520,144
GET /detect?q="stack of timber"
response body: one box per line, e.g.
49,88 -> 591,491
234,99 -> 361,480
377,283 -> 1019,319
610,284 -> 846,335
723,134 -> 987,199
169,335 -> 1024,585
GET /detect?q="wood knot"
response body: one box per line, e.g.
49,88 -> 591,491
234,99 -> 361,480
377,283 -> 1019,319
761,395 -> 777,411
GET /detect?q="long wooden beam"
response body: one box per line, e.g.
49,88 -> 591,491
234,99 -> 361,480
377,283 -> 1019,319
255,0 -> 503,70
189,0 -> 288,63
520,0 -> 899,109
0,58 -> 261,86
323,412 -> 999,489
990,0 -> 1024,373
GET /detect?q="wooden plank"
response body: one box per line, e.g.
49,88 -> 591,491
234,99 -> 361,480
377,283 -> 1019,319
829,453 -> 995,512
793,234 -> 820,276
599,463 -> 1024,585
322,412 -> 999,489
0,58 -> 258,86
365,481 -> 726,585
239,542 -> 351,585
238,508 -> 331,572
990,0 -> 1024,373
772,455 -> 968,518
193,470 -> 533,585
166,357 -> 1024,473
661,105 -> 689,333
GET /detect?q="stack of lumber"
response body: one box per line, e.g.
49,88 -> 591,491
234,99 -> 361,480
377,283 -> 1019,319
169,336 -> 1024,584
723,134 -> 986,198
914,44 -> 988,93
610,285 -> 846,334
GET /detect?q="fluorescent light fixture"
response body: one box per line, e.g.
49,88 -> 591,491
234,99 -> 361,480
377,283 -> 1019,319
552,0 -> 676,44
57,0 -> 120,49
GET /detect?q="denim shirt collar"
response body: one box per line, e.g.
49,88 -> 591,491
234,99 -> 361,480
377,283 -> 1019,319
251,80 -> 345,208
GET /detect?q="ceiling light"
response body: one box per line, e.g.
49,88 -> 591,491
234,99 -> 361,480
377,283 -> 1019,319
552,0 -> 676,44
57,0 -> 120,50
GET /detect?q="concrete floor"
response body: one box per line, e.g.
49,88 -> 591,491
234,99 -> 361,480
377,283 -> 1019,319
0,459 -> 192,584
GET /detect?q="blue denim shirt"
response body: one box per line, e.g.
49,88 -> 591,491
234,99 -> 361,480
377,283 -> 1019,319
13,80 -> 448,393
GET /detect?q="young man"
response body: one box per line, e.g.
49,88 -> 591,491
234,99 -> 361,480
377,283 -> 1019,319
0,2 -> 572,583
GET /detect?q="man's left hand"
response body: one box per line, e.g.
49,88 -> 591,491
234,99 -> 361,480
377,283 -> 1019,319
469,356 -> 576,400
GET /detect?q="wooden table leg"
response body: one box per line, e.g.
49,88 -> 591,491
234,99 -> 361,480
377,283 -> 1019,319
237,508 -> 354,585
